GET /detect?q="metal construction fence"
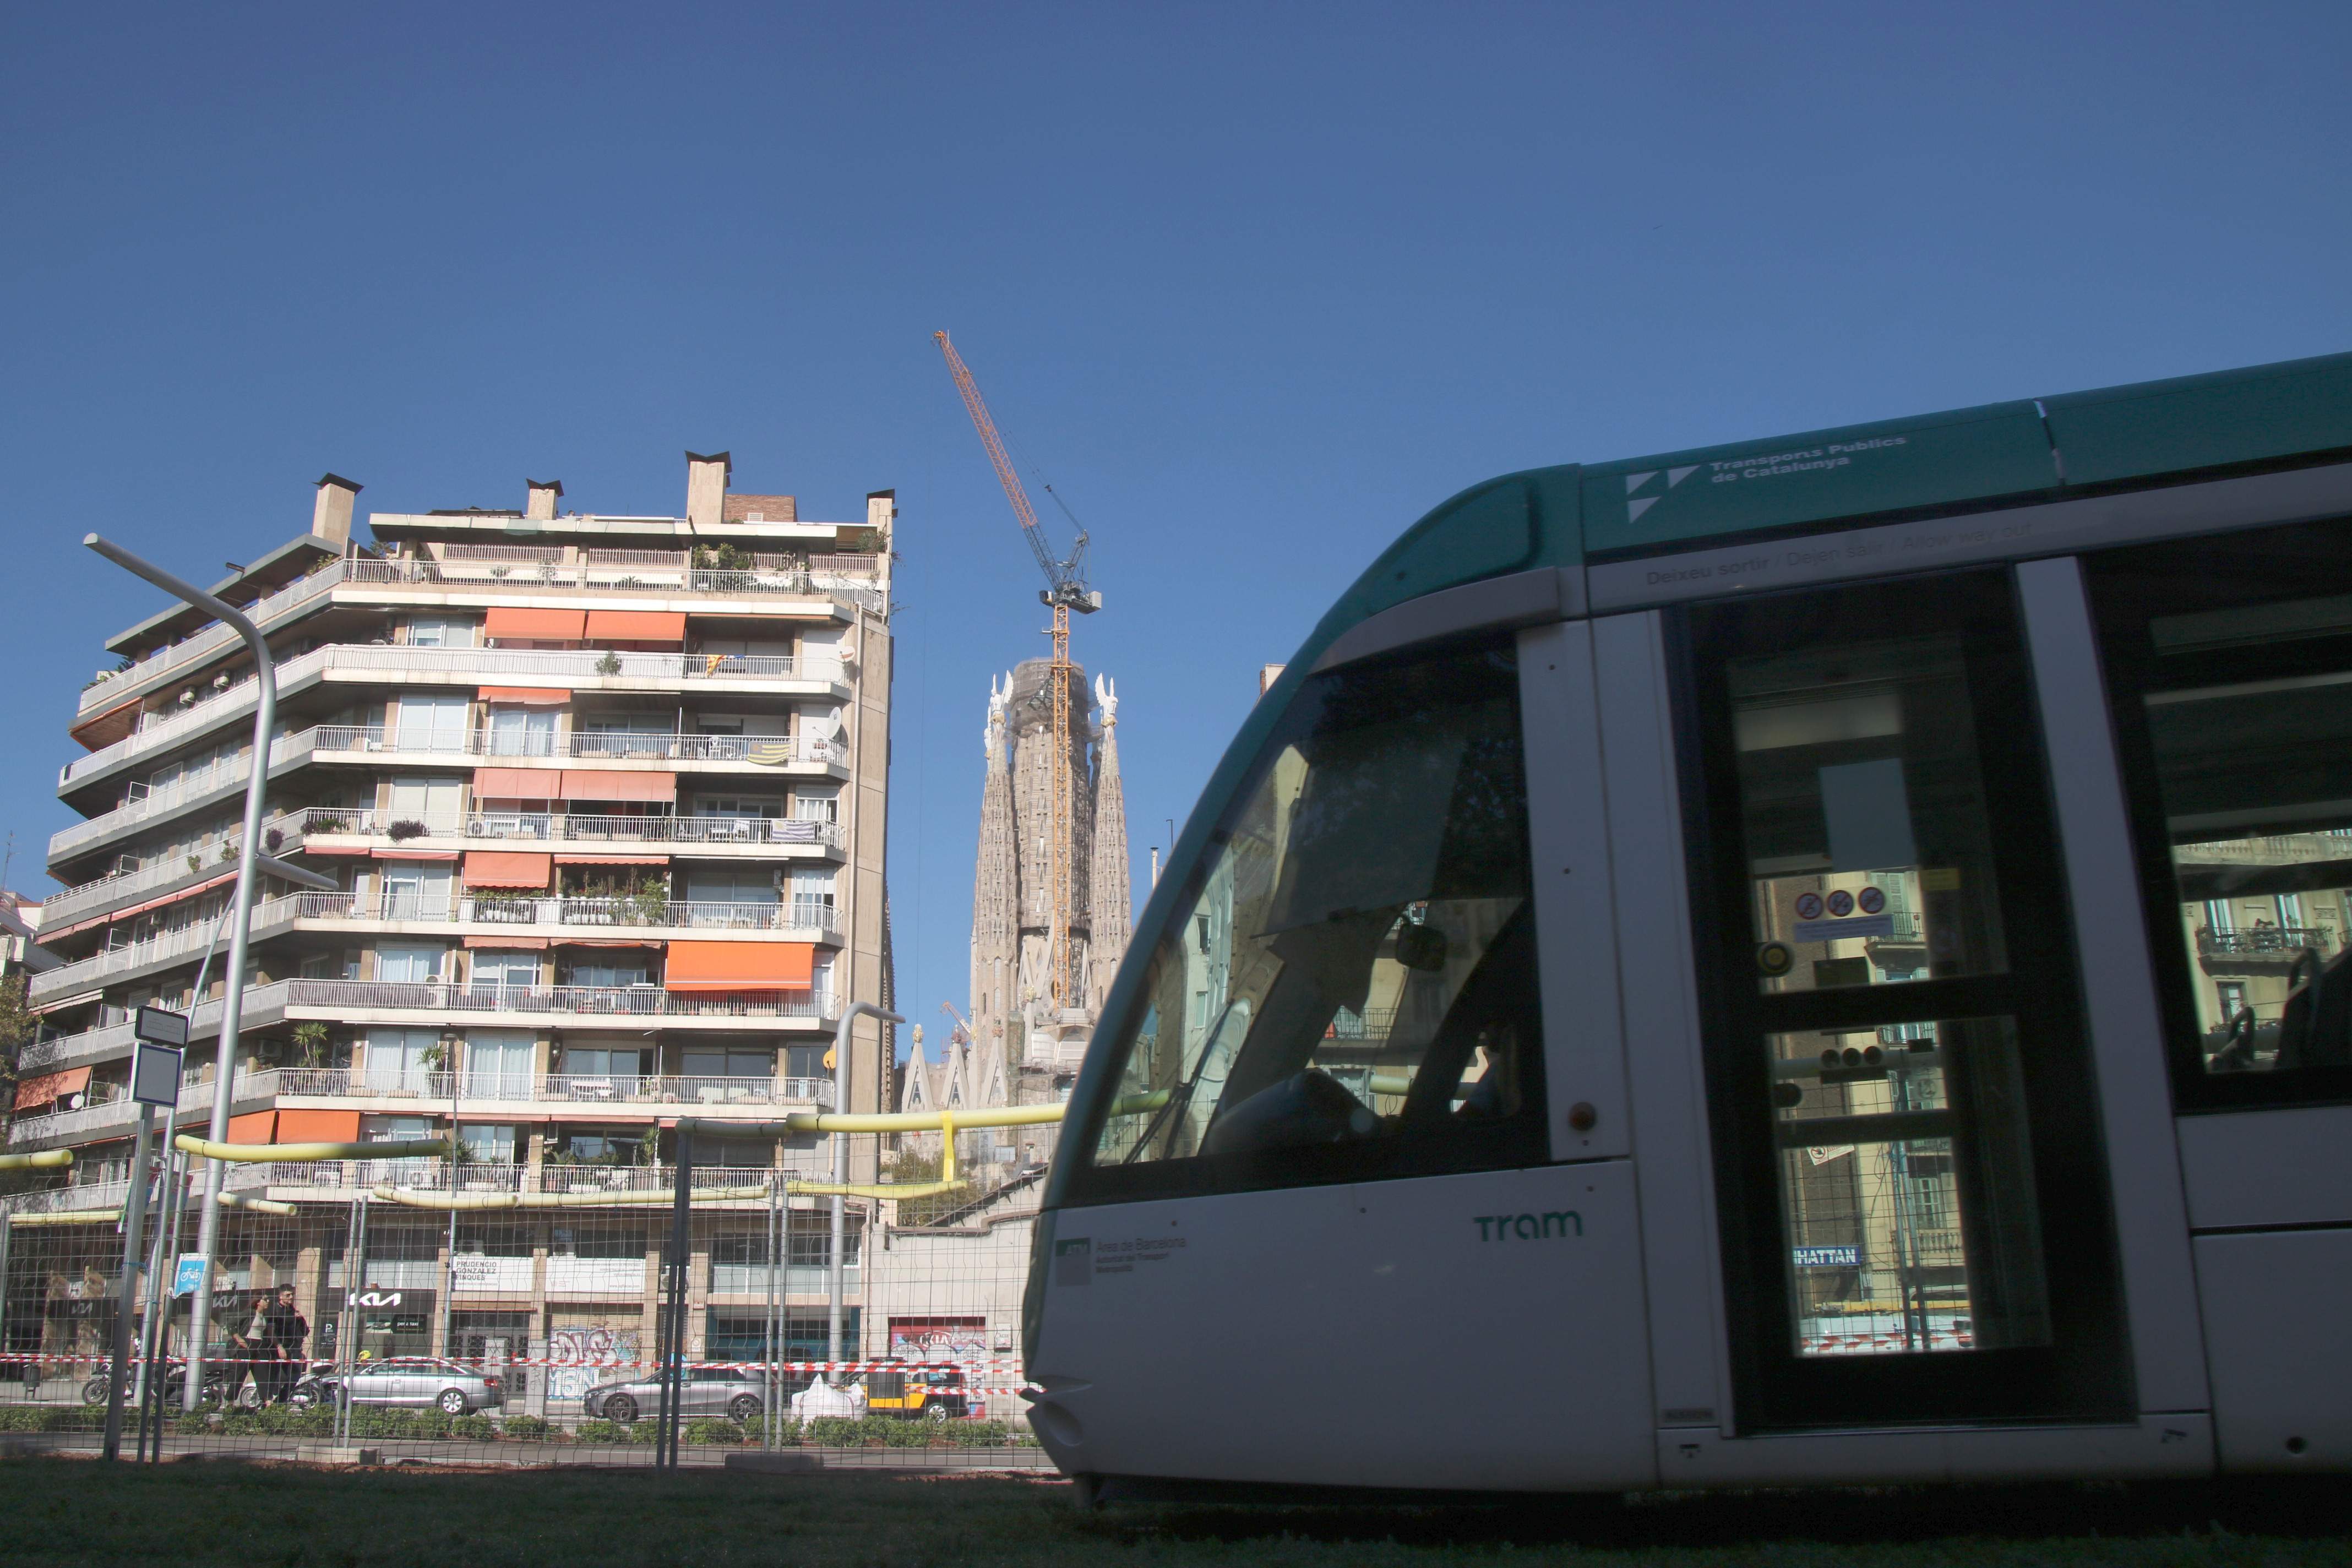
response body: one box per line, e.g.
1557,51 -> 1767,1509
0,1120 -> 1054,1472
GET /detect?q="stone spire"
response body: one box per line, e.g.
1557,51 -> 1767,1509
970,673 -> 1019,1063
1087,674 -> 1133,1012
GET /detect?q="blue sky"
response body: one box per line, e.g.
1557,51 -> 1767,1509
4,2 -> 2348,1052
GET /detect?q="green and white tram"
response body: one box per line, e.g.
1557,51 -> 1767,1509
1023,351 -> 2352,1499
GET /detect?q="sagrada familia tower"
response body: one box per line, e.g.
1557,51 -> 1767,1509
902,658 -> 1131,1123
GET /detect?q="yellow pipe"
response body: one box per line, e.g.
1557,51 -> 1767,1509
368,1184 -> 777,1211
782,1088 -> 1168,1136
8,1209 -> 122,1226
177,1136 -> 454,1163
0,1150 -> 73,1172
219,1193 -> 299,1216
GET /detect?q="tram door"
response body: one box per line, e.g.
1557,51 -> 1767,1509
1676,569 -> 2134,1431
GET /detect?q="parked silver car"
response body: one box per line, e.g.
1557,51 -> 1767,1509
301,1357 -> 504,1415
582,1365 -> 769,1424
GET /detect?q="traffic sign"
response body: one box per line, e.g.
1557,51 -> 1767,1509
134,1004 -> 189,1048
130,1043 -> 184,1108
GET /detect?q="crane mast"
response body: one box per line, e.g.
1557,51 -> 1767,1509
935,331 -> 1099,1017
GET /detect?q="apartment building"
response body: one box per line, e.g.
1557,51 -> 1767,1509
6,454 -> 897,1371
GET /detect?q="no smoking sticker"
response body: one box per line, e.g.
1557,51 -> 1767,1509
1857,886 -> 1886,915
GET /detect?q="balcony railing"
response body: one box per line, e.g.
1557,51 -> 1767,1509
274,889 -> 840,938
346,554 -> 881,607
275,1068 -> 834,1108
278,806 -> 845,851
279,978 -> 831,1021
41,808 -> 315,929
8,1071 -> 279,1147
310,725 -> 847,766
78,560 -> 350,717
30,890 -> 309,1002
2197,925 -> 2336,957
51,726 -> 847,864
63,644 -> 845,792
20,982 -> 297,1072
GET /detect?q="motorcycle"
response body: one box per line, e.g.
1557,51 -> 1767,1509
79,1360 -> 262,1410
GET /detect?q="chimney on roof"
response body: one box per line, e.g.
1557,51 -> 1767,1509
525,478 -> 564,521
685,451 -> 731,530
313,475 -> 362,548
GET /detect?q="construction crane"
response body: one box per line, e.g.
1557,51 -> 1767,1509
940,1000 -> 974,1049
935,330 -> 1101,1015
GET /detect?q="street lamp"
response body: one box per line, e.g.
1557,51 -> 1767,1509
84,535 -> 296,1410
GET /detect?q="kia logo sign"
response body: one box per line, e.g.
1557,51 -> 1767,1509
353,1290 -> 406,1309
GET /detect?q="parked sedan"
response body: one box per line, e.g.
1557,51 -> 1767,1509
304,1358 -> 503,1415
582,1365 -> 769,1424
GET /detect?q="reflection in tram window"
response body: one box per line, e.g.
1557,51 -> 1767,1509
1767,1017 -> 2050,1359
1085,636 -> 1543,1194
1729,635 -> 2010,995
2140,594 -> 2352,1075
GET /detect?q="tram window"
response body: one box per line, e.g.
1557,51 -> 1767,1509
1768,1016 -> 2049,1358
2102,569 -> 2352,1087
1684,569 -> 2127,1428
1732,635 -> 2010,995
1078,635 -> 1545,1197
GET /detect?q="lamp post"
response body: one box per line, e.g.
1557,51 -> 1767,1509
827,1001 -> 902,1363
85,535 -> 286,1409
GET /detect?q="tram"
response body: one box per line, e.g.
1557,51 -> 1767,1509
1022,350 -> 2352,1499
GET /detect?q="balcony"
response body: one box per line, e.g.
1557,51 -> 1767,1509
274,1068 -> 835,1109
343,553 -> 884,615
78,559 -> 349,717
277,977 -> 832,1026
29,890 -> 308,1003
73,548 -> 887,722
19,982 -> 298,1074
8,1070 -> 280,1148
50,726 -> 847,868
41,808 -> 846,940
63,643 -> 847,793
29,890 -> 840,1006
2197,925 -> 2337,963
305,723 -> 847,767
41,807 -> 317,930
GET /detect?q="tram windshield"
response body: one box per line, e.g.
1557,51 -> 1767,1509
1084,635 -> 1545,1193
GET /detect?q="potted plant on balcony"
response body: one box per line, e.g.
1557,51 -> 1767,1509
595,651 -> 623,676
291,1022 -> 331,1072
385,820 -> 428,842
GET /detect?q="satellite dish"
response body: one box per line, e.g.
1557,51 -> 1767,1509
823,1048 -> 836,1072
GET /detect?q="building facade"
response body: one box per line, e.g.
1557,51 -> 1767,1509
5,454 -> 902,1377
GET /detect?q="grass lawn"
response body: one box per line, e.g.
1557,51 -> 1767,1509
0,1457 -> 2345,1567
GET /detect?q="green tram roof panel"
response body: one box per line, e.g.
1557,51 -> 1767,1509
1578,400 -> 2059,557
2040,351 -> 2352,488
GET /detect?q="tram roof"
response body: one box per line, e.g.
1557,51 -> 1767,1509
1330,349 -> 2352,634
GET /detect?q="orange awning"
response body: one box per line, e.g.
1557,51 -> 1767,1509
663,939 -> 814,992
276,1109 -> 361,1141
462,851 -> 552,888
227,1110 -> 277,1145
473,766 -> 563,799
554,852 -> 669,865
464,935 -> 548,950
13,1066 -> 91,1111
70,694 -> 144,752
557,938 -> 662,949
483,607 -> 586,641
370,847 -> 459,861
560,771 -> 677,803
585,610 -> 686,643
478,687 -> 570,706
